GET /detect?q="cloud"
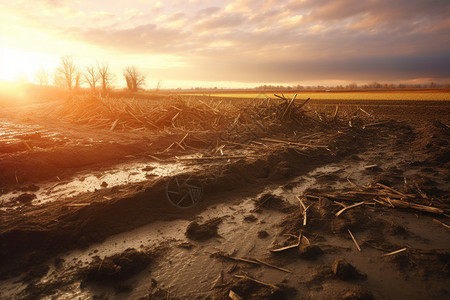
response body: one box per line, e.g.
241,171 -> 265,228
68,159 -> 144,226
3,0 -> 450,85
193,11 -> 247,31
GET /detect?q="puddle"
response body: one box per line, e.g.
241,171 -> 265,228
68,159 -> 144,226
0,120 -> 65,143
0,159 -> 200,209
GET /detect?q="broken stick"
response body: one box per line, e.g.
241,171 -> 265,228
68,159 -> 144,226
335,201 -> 365,217
348,229 -> 361,252
234,274 -> 279,290
296,195 -> 309,226
383,248 -> 407,256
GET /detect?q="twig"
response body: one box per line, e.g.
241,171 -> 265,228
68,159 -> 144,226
229,290 -> 243,300
281,94 -> 297,119
296,195 -> 309,226
176,155 -> 248,161
333,105 -> 339,119
414,182 -> 428,199
335,201 -> 365,217
233,274 -> 279,290
384,198 -> 444,215
348,229 -> 361,252
269,244 -> 299,253
376,183 -> 408,198
362,122 -> 388,129
358,107 -> 372,117
433,219 -> 450,229
254,258 -> 291,273
383,248 -> 407,256
212,253 -> 290,272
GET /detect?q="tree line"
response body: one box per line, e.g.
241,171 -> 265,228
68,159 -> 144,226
35,55 -> 147,93
255,81 -> 449,90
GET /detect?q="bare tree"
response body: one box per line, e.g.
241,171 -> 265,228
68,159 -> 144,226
84,65 -> 100,91
35,67 -> 49,86
97,62 -> 113,94
57,56 -> 77,90
123,66 -> 146,92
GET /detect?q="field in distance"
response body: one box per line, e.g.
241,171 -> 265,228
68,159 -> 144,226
189,89 -> 450,101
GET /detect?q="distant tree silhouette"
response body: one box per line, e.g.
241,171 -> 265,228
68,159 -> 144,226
56,56 -> 77,90
35,67 -> 49,86
97,62 -> 113,95
123,66 -> 146,92
84,65 -> 100,91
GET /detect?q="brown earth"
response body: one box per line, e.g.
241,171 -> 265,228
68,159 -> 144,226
0,94 -> 449,299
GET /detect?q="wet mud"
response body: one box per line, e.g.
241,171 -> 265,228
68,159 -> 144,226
0,97 -> 449,299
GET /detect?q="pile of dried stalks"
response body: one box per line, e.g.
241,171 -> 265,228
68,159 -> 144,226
53,94 -> 361,132
51,94 -> 373,155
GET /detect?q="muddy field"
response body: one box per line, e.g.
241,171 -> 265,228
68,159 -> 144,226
0,94 -> 449,299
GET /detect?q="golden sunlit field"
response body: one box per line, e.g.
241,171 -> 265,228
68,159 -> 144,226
194,91 -> 450,101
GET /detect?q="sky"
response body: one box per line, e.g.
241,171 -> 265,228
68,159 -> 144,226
1,0 -> 449,89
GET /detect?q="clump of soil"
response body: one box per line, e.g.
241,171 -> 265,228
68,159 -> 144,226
332,258 -> 365,281
257,230 -> 269,238
16,193 -> 36,204
81,248 -> 154,284
254,193 -> 295,213
298,244 -> 323,260
243,214 -> 258,222
185,217 -> 222,241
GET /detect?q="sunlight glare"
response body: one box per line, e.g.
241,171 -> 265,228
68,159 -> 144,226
0,47 -> 56,83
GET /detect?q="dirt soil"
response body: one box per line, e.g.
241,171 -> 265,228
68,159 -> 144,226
0,95 -> 449,299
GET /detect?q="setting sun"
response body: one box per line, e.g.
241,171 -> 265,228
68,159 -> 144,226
0,46 -> 56,83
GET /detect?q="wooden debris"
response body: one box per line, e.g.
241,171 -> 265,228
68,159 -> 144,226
270,234 -> 309,253
382,248 -> 407,256
333,105 -> 339,119
335,201 -> 365,217
213,253 -> 291,273
66,203 -> 90,207
296,195 -> 309,226
229,290 -> 243,300
433,219 -> 450,229
383,199 -> 444,215
348,229 -> 361,252
358,107 -> 372,117
176,155 -> 248,161
110,118 -> 119,131
376,183 -> 408,198
281,94 -> 297,120
414,182 -> 428,200
362,122 -> 388,129
261,137 -> 328,149
253,258 -> 291,273
233,274 -> 279,290
364,164 -> 378,169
